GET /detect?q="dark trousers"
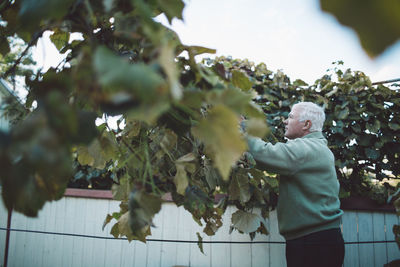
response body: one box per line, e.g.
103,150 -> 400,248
286,228 -> 345,267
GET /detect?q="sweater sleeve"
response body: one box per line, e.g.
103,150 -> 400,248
247,136 -> 306,176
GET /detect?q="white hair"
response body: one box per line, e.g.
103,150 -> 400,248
292,102 -> 325,132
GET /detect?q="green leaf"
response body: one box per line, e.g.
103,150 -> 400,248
231,210 -> 264,234
191,105 -> 247,180
19,0 -> 75,33
293,79 -> 308,87
183,186 -> 213,219
94,46 -> 164,93
50,30 -> 70,51
196,232 -> 204,254
365,148 -> 380,160
358,134 -> 373,146
229,170 -> 251,204
157,0 -> 185,24
185,45 -> 217,57
0,35 -> 10,56
389,123 -> 400,131
366,120 -> 380,133
203,158 -> 219,190
103,0 -> 114,12
320,0 -> 400,57
0,110 -> 72,217
94,46 -> 169,123
128,190 -> 162,239
121,119 -> 141,138
111,174 -> 131,200
102,214 -> 114,230
337,107 -> 349,120
74,111 -> 99,144
232,70 -> 253,91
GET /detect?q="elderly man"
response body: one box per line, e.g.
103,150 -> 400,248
246,102 -> 344,267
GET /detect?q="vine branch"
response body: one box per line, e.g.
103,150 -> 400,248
1,30 -> 45,80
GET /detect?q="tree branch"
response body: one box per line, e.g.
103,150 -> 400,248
1,30 -> 45,79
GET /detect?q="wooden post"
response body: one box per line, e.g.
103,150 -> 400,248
3,207 -> 12,267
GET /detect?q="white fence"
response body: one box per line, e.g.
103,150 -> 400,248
0,195 -> 399,267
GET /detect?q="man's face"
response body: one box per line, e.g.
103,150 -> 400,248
284,106 -> 306,139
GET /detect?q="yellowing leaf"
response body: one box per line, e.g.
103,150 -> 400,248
77,146 -> 95,166
159,39 -> 182,99
192,105 -> 247,180
160,129 -> 177,153
232,70 -> 253,91
245,118 -> 269,138
50,30 -> 70,50
117,212 -> 136,241
174,164 -> 188,195
176,152 -> 196,163
206,88 -> 264,119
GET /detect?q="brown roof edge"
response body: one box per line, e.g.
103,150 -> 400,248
64,189 -> 396,213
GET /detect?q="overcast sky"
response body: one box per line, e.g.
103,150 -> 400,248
158,0 -> 400,84
33,0 -> 400,85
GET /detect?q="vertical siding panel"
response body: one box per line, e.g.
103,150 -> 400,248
6,211 -> 17,267
104,200 -> 123,267
92,199 -> 112,267
211,204 -> 231,267
81,198 -> 97,267
133,240 -> 147,266
62,197 -> 77,267
189,207 -> 212,267
175,205 -> 191,266
22,214 -> 35,267
160,203 -> 179,267
385,213 -> 400,264
251,208 -> 270,267
230,205 -> 252,267
120,239 -> 135,267
357,211 -> 374,267
31,203 -> 48,267
42,201 -> 56,267
4,194 -> 398,267
71,198 -> 86,267
146,205 -> 164,267
51,198 -> 67,267
10,211 -> 27,267
342,211 -> 359,267
0,199 -> 7,262
268,210 -> 285,267
372,212 -> 388,267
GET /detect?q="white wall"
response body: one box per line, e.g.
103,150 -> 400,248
0,196 -> 399,267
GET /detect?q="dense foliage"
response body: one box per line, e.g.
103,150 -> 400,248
1,0 -> 399,247
214,58 -> 400,203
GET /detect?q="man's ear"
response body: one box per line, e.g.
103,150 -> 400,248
303,120 -> 312,131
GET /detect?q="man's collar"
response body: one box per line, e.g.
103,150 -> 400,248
302,131 -> 324,139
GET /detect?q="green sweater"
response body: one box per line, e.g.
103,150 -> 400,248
247,132 -> 343,240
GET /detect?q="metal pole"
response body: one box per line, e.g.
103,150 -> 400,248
3,207 -> 12,267
372,78 -> 400,85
